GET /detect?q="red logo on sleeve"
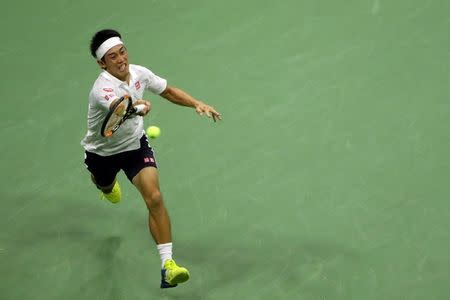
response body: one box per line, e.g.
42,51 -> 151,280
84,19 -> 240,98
103,88 -> 114,92
135,81 -> 141,90
104,95 -> 110,100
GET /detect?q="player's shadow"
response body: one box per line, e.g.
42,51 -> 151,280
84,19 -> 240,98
2,194 -> 128,299
6,227 -> 126,299
3,192 -> 363,299
172,232 -> 362,299
77,235 -> 125,300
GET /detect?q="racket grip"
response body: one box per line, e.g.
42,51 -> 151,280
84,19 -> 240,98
134,104 -> 146,114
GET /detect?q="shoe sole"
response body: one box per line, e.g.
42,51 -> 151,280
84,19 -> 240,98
101,194 -> 121,204
160,272 -> 189,289
170,271 -> 190,285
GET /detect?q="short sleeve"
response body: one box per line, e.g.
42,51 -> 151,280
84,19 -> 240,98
138,66 -> 167,94
89,86 -> 120,110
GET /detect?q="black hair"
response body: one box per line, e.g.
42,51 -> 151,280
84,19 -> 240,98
90,29 -> 122,59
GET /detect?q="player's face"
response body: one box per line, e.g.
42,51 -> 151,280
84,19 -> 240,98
98,45 -> 130,81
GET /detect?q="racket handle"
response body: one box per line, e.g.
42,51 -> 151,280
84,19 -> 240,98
134,104 -> 146,114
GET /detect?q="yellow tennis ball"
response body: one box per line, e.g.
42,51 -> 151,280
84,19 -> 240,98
146,126 -> 161,139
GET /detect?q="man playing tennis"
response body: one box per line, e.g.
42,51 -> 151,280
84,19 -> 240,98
81,29 -> 221,289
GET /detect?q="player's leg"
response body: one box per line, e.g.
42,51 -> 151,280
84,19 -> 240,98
84,151 -> 122,203
132,167 -> 171,243
90,174 -> 121,203
132,166 -> 189,288
122,135 -> 189,288
90,174 -> 114,192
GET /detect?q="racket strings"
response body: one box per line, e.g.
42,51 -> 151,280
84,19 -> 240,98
103,99 -> 132,137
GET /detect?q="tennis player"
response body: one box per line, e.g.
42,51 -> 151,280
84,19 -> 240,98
81,29 -> 221,288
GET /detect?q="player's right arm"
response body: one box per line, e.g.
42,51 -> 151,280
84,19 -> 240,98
91,87 -> 150,117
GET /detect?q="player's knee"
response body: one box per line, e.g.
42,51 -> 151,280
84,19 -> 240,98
144,189 -> 163,210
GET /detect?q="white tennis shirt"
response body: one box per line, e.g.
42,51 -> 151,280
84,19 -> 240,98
81,64 -> 167,156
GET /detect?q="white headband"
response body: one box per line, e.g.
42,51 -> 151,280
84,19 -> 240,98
95,37 -> 124,60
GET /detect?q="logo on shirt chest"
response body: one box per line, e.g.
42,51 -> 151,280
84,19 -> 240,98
104,93 -> 115,101
134,81 -> 141,90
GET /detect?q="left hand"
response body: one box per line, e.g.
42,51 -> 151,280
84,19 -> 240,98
195,102 -> 222,122
134,99 -> 151,116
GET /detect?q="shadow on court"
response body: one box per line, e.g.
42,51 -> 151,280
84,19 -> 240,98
76,235 -> 125,300
2,193 -> 365,300
173,232 -> 364,299
0,191 -> 140,300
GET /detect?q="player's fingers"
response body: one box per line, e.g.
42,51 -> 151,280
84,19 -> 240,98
209,107 -> 220,116
212,111 -> 221,120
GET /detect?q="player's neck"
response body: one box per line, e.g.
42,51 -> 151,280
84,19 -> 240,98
111,72 -> 130,85
123,74 -> 130,85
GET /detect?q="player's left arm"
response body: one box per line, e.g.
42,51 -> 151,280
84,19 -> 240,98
160,85 -> 222,122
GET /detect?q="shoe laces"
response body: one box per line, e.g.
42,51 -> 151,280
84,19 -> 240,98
165,259 -> 176,269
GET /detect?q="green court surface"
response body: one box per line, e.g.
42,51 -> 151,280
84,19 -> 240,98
1,1 -> 449,299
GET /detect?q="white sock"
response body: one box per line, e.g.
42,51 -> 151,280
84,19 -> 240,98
157,242 -> 173,268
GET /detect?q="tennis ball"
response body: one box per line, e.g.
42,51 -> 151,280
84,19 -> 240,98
146,126 -> 161,139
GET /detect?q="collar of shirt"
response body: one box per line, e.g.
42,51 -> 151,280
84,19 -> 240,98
101,67 -> 138,88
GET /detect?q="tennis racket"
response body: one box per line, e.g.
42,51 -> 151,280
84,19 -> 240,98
100,95 -> 146,137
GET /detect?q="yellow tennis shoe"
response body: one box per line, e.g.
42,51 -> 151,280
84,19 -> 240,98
101,181 -> 121,204
160,259 -> 190,288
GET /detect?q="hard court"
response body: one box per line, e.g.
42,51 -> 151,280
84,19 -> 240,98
1,1 -> 449,299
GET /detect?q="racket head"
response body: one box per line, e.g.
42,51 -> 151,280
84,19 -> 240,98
100,95 -> 133,137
